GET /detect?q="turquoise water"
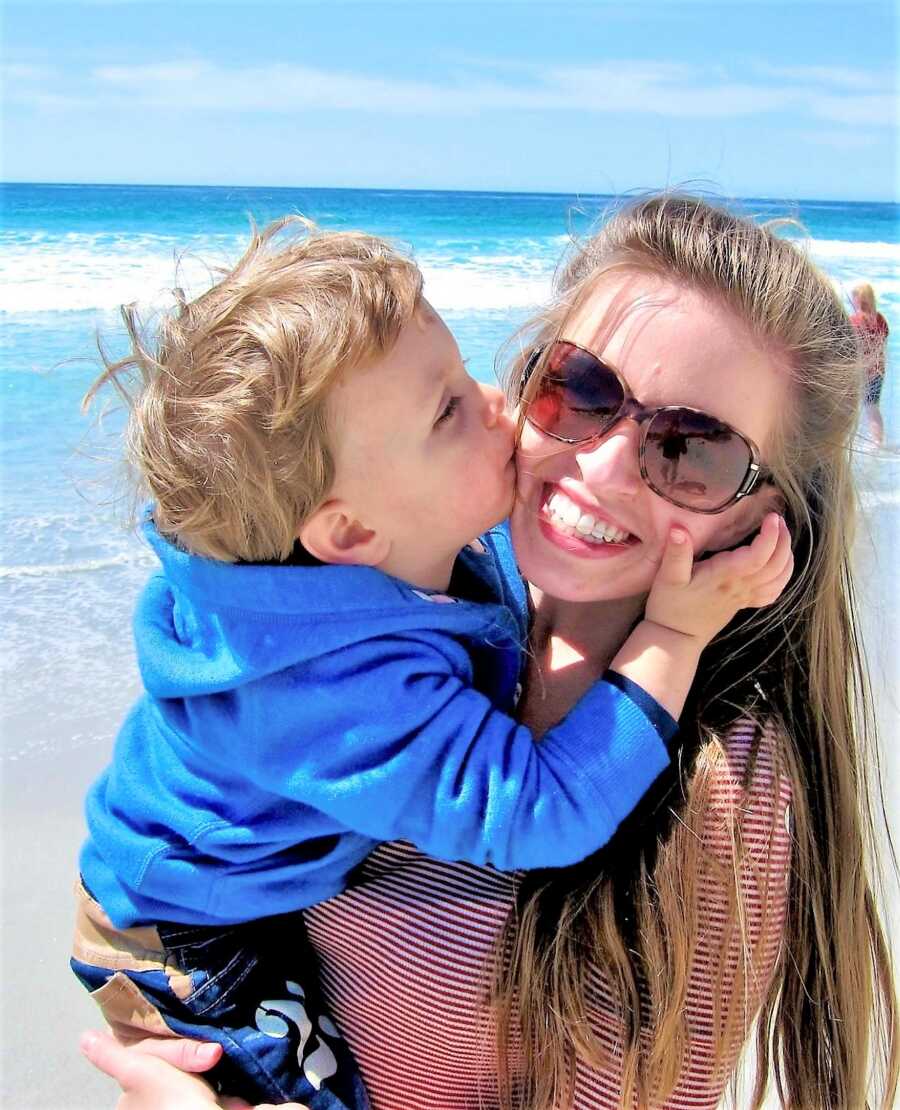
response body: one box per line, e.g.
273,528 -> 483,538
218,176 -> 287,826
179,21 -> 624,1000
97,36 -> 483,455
2,183 -> 898,756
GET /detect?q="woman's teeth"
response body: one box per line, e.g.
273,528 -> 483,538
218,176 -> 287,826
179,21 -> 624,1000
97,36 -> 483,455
544,491 -> 632,544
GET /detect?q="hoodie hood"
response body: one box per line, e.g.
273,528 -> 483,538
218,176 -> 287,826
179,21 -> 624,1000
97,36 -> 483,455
135,514 -> 525,699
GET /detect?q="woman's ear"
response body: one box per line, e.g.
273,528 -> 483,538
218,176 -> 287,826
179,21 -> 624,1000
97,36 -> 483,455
298,500 -> 391,568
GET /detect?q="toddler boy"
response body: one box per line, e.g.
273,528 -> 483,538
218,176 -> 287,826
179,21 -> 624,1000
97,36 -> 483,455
72,217 -> 783,1108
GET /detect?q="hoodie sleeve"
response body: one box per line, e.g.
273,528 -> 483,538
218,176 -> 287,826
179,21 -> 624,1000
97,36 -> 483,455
200,632 -> 675,872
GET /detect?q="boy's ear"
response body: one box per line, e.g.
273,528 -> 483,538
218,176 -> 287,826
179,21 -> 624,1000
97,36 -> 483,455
298,499 -> 391,568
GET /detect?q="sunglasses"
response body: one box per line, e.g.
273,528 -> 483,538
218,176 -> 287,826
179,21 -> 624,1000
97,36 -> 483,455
521,341 -> 770,514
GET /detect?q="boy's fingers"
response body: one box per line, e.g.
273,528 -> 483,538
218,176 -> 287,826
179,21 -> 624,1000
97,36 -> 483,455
761,515 -> 791,564
697,515 -> 791,598
744,512 -> 782,570
654,528 -> 694,586
753,547 -> 794,590
775,519 -> 794,569
750,586 -> 784,609
748,560 -> 794,606
726,514 -> 788,578
769,558 -> 795,594
744,521 -> 794,589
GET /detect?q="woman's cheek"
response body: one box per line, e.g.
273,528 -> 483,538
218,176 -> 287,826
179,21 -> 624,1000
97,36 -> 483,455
513,451 -> 544,503
689,496 -> 775,557
515,418 -> 551,461
641,501 -> 690,554
514,426 -> 564,492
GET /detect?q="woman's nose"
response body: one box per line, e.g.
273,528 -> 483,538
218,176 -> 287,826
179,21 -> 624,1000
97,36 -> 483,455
574,418 -> 644,497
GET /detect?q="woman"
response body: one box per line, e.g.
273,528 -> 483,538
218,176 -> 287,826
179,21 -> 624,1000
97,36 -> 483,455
850,280 -> 890,447
82,195 -> 898,1108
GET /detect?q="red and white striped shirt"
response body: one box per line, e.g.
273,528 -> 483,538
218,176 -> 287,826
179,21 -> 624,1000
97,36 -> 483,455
306,721 -> 791,1109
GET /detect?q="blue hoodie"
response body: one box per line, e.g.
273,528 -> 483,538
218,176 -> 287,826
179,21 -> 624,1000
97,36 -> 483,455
80,516 -> 676,928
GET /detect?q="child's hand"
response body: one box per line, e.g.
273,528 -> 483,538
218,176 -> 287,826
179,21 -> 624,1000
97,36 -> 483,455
644,512 -> 793,647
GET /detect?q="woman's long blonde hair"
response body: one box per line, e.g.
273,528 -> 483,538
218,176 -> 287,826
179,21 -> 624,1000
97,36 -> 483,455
493,195 -> 897,1108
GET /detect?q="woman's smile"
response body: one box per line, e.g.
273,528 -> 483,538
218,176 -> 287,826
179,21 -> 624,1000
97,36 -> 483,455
537,484 -> 640,558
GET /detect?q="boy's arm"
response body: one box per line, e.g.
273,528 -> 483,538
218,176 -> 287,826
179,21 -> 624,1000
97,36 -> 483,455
227,639 -> 675,873
610,515 -> 793,720
609,618 -> 704,724
228,517 -> 790,874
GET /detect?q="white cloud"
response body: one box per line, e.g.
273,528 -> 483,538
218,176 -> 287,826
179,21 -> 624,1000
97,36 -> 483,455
753,62 -> 891,92
2,63 -> 56,82
5,56 -> 894,128
809,92 -> 898,127
546,65 -> 789,118
544,61 -> 895,124
798,129 -> 884,151
92,61 -> 494,113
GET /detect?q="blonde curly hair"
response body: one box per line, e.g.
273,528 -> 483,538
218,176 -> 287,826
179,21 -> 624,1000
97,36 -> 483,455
85,216 -> 423,562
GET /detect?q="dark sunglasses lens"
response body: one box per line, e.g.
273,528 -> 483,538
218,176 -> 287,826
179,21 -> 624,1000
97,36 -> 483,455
527,343 -> 624,442
643,410 -> 752,511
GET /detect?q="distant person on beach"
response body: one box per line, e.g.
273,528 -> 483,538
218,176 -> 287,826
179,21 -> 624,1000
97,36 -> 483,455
80,195 -> 897,1110
850,280 -> 889,447
70,217 -> 789,1107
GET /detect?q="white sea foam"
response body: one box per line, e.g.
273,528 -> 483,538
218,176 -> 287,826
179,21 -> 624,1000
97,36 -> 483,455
1,242 -> 556,315
1,237 -> 231,315
802,239 -> 900,299
3,231 -> 897,316
804,238 -> 900,262
420,259 -> 553,313
0,509 -> 153,577
0,551 -> 154,580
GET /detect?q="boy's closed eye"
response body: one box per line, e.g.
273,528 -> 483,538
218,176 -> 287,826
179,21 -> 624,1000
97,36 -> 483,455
434,395 -> 461,428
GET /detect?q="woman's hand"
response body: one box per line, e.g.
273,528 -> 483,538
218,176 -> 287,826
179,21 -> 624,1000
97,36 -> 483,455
79,1030 -> 310,1110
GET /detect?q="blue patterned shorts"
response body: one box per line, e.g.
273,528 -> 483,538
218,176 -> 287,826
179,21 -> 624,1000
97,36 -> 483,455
71,881 -> 370,1108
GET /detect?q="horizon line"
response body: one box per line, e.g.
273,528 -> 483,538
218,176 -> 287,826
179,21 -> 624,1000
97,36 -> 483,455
3,179 -> 897,208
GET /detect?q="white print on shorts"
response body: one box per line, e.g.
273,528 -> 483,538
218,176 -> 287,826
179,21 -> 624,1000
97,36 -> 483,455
254,980 -> 339,1090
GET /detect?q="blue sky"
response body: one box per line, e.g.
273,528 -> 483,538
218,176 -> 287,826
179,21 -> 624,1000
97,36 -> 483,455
3,0 -> 896,201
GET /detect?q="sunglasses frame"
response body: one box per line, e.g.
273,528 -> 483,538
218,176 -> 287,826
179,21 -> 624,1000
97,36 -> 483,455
521,341 -> 770,515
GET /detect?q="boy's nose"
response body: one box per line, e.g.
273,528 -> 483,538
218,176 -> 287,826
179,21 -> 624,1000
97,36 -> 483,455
479,383 -> 507,429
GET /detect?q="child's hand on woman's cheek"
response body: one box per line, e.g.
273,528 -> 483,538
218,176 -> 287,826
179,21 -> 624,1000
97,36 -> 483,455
645,512 -> 793,645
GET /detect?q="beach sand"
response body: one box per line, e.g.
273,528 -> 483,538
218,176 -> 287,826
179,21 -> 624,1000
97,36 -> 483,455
2,492 -> 898,1110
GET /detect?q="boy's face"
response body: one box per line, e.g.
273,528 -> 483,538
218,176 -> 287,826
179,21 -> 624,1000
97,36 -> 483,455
325,303 -> 517,590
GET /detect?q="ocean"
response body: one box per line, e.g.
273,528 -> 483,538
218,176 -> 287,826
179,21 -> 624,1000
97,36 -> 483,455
2,182 -> 898,760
